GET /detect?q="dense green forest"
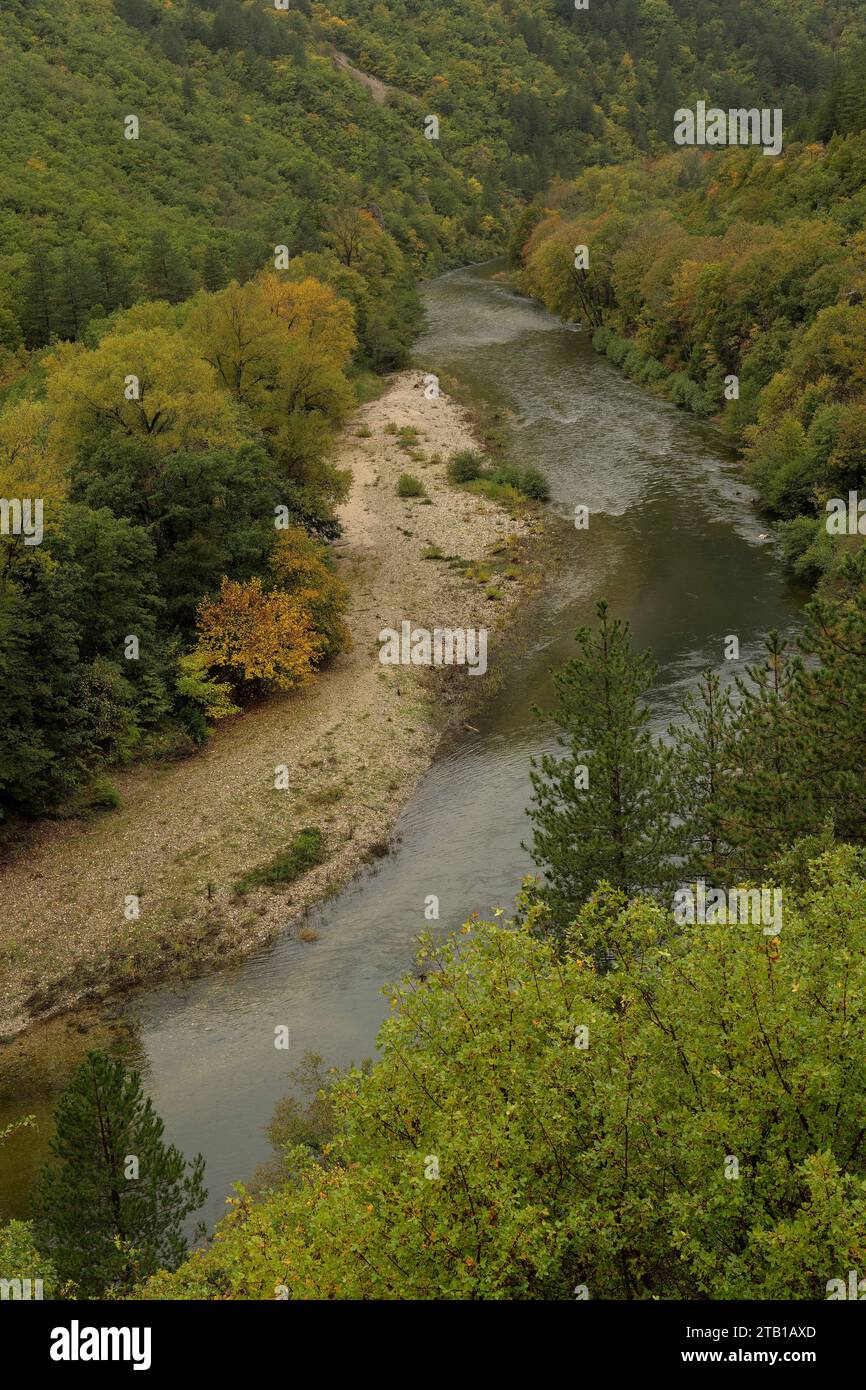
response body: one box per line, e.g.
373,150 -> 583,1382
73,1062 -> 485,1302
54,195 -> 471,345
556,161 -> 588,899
515,42 -> 866,581
10,0 -> 863,823
2,0 -> 864,356
3,0 -> 866,1308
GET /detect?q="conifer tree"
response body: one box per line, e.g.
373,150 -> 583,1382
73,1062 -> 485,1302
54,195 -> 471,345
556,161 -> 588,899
53,247 -> 102,341
525,601 -> 679,940
20,243 -> 57,348
31,1051 -> 206,1296
793,552 -> 866,842
721,632 -> 813,877
201,244 -> 228,292
669,670 -> 735,882
143,230 -> 196,304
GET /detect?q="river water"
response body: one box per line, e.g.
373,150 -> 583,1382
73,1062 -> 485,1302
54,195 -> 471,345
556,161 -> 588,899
0,261 -> 804,1230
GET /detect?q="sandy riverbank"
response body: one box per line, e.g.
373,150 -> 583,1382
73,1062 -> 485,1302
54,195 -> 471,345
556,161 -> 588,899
0,370 -> 542,1038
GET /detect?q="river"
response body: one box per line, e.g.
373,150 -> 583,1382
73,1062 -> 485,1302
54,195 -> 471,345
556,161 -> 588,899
0,261 -> 804,1230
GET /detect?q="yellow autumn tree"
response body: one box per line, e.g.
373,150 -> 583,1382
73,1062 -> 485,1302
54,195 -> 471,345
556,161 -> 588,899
269,525 -> 350,656
258,273 -> 356,367
194,576 -> 324,694
184,279 -> 286,410
184,277 -> 355,482
0,398 -> 65,500
45,308 -> 241,463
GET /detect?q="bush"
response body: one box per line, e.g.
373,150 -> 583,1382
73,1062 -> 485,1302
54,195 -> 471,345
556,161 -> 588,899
235,827 -> 326,893
446,450 -> 484,484
0,1220 -> 59,1299
491,461 -> 549,501
489,461 -> 523,489
777,516 -> 836,580
519,466 -> 550,501
449,450 -> 547,503
396,473 -> 425,498
592,326 -> 613,353
606,335 -> 630,368
669,372 -> 715,416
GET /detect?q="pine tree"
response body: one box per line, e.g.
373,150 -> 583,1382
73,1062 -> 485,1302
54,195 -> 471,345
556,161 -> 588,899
20,243 -> 58,348
201,243 -> 228,292
31,1051 -> 206,1296
793,552 -> 866,842
525,601 -> 679,940
670,670 -> 735,882
837,44 -> 866,135
721,632 -> 814,878
92,239 -> 134,315
143,229 -> 196,303
53,247 -> 101,341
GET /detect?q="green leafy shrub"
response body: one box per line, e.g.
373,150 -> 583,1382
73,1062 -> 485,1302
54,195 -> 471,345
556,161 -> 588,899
396,473 -> 426,498
447,450 -> 484,484
235,828 -> 326,893
519,466 -> 550,500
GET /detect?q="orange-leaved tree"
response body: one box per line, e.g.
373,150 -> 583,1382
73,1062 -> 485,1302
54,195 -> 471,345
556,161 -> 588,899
194,577 -> 324,696
269,526 -> 350,658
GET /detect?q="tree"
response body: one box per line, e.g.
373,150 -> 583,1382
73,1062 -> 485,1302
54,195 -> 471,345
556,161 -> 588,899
201,243 -> 227,292
194,576 -> 324,695
258,273 -> 356,367
185,276 -> 354,528
323,203 -> 370,269
31,1051 -> 206,1296
269,525 -> 349,656
793,552 -> 866,843
722,632 -> 815,878
187,276 -> 355,409
53,246 -> 102,341
0,399 -> 61,500
670,670 -> 736,881
185,279 -> 286,407
70,439 -> 282,633
20,243 -> 58,348
142,230 -> 196,304
0,540 -> 87,818
525,601 -> 679,940
45,308 -> 241,463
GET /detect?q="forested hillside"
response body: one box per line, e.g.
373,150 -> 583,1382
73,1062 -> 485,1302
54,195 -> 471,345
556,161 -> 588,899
2,0 -> 864,357
516,48 -> 866,581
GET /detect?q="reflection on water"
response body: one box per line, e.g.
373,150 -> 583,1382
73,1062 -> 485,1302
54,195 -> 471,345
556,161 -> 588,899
0,262 -> 804,1231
